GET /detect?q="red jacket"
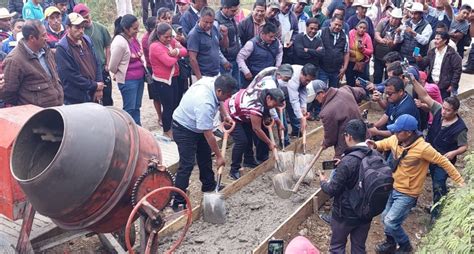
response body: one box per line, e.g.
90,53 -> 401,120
149,38 -> 187,85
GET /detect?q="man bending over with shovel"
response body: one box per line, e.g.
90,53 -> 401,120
171,75 -> 238,211
225,88 -> 286,179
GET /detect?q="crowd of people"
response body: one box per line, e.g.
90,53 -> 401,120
0,0 -> 471,253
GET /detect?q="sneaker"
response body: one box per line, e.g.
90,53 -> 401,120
375,236 -> 397,254
319,213 -> 331,225
171,201 -> 187,212
213,129 -> 224,138
395,241 -> 413,254
242,160 -> 259,168
463,67 -> 474,74
229,171 -> 241,180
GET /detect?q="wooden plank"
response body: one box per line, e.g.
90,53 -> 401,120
252,189 -> 328,254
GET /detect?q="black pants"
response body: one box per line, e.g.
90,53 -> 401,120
345,61 -> 369,87
467,43 -> 474,69
253,123 -> 270,161
172,121 -> 216,204
156,77 -> 179,132
440,87 -> 450,100
141,0 -> 156,23
373,57 -> 386,84
330,218 -> 371,253
230,122 -> 255,173
102,69 -> 113,106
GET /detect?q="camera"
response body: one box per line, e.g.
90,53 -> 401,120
268,239 -> 284,254
356,77 -> 369,87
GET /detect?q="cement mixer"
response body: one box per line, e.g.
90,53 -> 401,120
8,103 -> 192,253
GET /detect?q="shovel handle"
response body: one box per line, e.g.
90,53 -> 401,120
265,120 -> 279,162
216,121 -> 235,175
302,117 -> 307,154
291,146 -> 323,192
279,108 -> 286,151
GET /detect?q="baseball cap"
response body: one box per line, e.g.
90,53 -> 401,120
418,71 -> 427,81
285,236 -> 320,254
267,88 -> 286,106
67,12 -> 86,26
267,0 -> 280,10
405,66 -> 420,81
311,80 -> 328,94
387,114 -> 418,133
276,64 -> 293,78
297,0 -> 308,5
44,6 -> 61,18
73,3 -> 90,16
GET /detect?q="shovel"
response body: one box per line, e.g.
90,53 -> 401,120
276,107 -> 295,172
293,118 -> 316,183
264,119 -> 284,172
202,121 -> 235,224
273,147 -> 323,199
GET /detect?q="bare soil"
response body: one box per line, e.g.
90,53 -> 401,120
284,96 -> 474,253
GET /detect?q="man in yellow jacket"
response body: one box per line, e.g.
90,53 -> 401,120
366,114 -> 465,253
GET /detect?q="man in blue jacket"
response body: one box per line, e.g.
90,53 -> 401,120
55,12 -> 104,104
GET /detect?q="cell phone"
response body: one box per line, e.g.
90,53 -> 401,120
322,160 -> 338,170
268,239 -> 284,254
356,77 -> 369,87
413,47 -> 420,57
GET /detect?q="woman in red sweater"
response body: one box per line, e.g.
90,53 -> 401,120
149,22 -> 188,139
346,20 -> 374,87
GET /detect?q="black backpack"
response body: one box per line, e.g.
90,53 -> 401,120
347,149 -> 394,220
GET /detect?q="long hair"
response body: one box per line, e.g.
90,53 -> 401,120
113,14 -> 138,37
149,22 -> 173,45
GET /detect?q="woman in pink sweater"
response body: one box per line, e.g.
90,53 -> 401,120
346,20 -> 374,87
149,22 -> 188,138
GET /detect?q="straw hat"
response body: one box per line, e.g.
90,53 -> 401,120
390,8 -> 403,19
0,8 -> 16,19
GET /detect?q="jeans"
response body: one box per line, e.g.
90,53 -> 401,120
285,98 -> 301,135
156,77 -> 179,132
279,109 -> 291,146
440,88 -> 451,100
345,61 -> 369,87
118,78 -> 144,125
429,164 -> 448,219
330,219 -> 371,253
220,60 -> 241,88
102,69 -> 113,106
230,122 -> 256,173
381,190 -> 418,245
172,121 -> 216,204
319,69 -> 340,88
373,58 -> 386,84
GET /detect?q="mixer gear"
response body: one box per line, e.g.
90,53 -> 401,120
130,161 -> 174,212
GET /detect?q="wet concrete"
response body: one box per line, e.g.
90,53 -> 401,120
159,169 -> 319,253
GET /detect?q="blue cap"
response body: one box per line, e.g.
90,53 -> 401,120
387,114 -> 418,133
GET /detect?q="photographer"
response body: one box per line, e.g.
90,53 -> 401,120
320,119 -> 373,253
368,76 -> 419,138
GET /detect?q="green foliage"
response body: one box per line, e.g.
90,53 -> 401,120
418,153 -> 474,253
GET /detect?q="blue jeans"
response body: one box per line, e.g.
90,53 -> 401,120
220,60 -> 241,88
429,164 -> 448,219
280,109 -> 291,146
319,69 -> 340,88
118,78 -> 144,125
381,190 -> 418,245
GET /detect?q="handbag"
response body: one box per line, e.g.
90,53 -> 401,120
144,66 -> 153,84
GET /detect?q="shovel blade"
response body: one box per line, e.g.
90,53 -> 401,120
202,192 -> 226,224
272,172 -> 295,199
276,151 -> 295,173
293,154 -> 316,183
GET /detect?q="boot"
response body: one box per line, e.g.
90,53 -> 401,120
375,235 -> 397,254
395,241 -> 413,254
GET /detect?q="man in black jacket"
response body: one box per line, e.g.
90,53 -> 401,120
320,118 -> 372,253
292,17 -> 323,69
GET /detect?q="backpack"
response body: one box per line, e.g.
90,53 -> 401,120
347,149 -> 394,220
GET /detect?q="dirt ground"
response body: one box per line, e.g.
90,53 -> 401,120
284,96 -> 474,253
